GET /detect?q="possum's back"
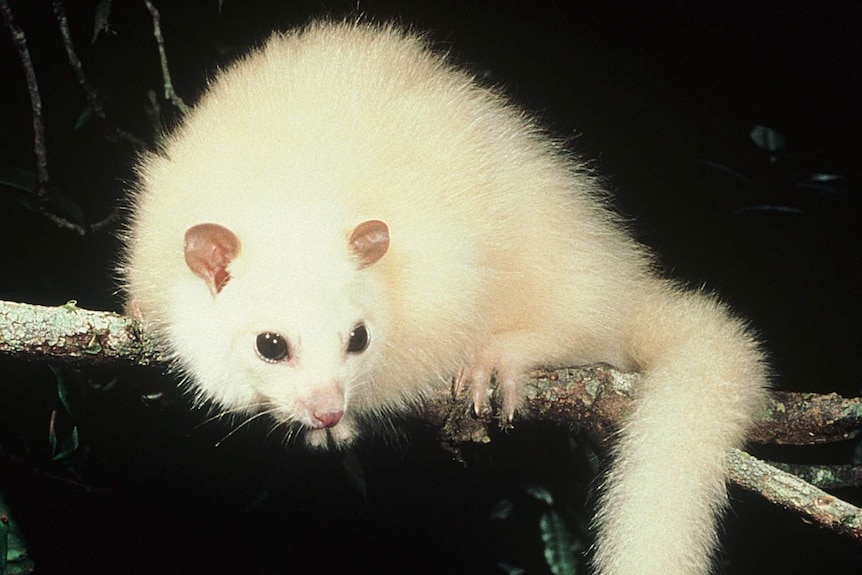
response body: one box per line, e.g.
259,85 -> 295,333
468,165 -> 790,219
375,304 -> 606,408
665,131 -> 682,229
123,21 -> 643,341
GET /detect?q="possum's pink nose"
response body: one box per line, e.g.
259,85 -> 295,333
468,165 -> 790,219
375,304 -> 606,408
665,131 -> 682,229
312,410 -> 343,428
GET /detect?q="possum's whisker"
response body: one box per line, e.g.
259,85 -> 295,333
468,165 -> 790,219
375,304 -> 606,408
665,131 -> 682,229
188,409 -> 237,432
214,408 -> 280,447
187,401 -> 269,434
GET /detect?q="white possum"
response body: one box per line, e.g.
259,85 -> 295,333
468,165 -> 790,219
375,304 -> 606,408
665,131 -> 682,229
121,21 -> 769,575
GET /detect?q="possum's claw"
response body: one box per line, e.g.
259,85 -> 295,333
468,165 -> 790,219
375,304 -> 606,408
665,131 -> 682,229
470,367 -> 493,417
496,372 -> 520,422
452,367 -> 468,398
453,367 -> 493,416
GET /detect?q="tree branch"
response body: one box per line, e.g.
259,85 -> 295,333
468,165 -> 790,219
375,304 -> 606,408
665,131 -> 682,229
1,298 -> 860,540
50,0 -> 146,150
0,300 -> 166,368
4,299 -> 858,445
729,450 -> 862,540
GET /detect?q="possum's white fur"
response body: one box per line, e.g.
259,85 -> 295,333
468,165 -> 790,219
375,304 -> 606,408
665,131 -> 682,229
120,21 -> 769,575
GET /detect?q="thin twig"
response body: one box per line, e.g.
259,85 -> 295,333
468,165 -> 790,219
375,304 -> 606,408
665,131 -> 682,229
41,210 -> 89,235
51,0 -> 146,148
1,0 -> 50,205
143,0 -> 190,114
90,209 -> 120,232
1,0 -> 97,236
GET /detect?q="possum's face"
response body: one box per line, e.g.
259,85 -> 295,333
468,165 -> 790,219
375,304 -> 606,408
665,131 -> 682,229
172,219 -> 390,449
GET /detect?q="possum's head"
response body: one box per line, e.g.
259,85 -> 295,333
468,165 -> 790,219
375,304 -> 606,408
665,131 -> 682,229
175,218 -> 390,450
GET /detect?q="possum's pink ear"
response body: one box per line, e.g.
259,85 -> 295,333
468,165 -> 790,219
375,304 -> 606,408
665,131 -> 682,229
184,223 -> 241,296
349,220 -> 389,268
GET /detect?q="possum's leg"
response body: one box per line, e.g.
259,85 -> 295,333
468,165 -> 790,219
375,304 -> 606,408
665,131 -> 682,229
591,285 -> 768,575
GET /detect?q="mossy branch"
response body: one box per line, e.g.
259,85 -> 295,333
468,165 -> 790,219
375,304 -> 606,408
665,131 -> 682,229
1,299 -> 861,540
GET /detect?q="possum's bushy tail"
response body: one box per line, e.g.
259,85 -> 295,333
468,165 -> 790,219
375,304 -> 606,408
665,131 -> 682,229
591,284 -> 769,575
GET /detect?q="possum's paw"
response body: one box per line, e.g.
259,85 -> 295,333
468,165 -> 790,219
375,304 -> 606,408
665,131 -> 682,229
453,343 -> 527,421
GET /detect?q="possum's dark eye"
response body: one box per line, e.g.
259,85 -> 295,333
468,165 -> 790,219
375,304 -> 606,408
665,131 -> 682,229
255,332 -> 289,362
347,323 -> 369,353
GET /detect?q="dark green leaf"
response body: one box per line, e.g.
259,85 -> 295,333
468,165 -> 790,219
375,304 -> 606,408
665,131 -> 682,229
92,0 -> 113,43
540,510 -> 579,575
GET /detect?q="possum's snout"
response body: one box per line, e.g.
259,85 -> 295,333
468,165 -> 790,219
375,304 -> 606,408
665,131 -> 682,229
312,410 -> 344,428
